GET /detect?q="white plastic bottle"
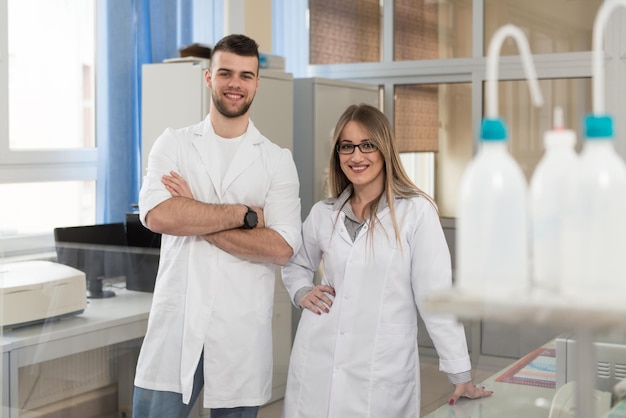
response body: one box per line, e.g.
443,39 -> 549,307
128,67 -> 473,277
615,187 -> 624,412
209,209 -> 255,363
563,115 -> 626,303
529,107 -> 579,293
560,0 -> 626,306
456,118 -> 530,297
455,24 -> 542,298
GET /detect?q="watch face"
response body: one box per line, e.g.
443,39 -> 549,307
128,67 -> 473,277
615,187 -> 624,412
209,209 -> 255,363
244,208 -> 258,228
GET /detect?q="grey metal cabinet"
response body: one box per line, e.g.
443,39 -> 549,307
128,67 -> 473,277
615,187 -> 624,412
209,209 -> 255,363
293,78 -> 379,219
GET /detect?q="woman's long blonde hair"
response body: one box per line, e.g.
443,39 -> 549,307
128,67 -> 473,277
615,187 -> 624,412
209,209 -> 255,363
328,104 -> 436,244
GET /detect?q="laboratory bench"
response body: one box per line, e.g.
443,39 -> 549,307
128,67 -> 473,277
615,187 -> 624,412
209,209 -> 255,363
424,339 -> 559,418
423,337 -> 616,418
424,289 -> 626,418
1,272 -> 292,417
1,288 -> 152,418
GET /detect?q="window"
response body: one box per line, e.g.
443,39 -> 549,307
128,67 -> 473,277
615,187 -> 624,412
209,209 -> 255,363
309,0 -> 381,64
8,1 -> 95,150
485,0 -> 601,54
307,1 -> 622,220
395,83 -> 473,217
1,0 -> 97,250
394,0 -> 473,60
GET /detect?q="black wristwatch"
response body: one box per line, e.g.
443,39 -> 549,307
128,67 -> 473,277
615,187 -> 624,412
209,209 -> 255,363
241,206 -> 258,229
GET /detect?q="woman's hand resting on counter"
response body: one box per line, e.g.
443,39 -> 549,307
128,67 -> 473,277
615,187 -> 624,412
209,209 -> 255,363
449,381 -> 494,405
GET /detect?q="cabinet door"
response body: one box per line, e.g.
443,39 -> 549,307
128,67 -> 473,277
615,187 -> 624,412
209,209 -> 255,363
250,71 -> 294,151
141,62 -> 208,177
312,81 -> 379,205
293,78 -> 379,219
481,321 -> 569,358
142,66 -> 293,175
2,352 -> 8,417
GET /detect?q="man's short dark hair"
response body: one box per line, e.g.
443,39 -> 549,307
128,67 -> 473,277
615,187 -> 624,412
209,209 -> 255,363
211,34 -> 260,68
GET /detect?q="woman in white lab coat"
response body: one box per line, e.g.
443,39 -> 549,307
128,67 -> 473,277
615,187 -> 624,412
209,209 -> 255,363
281,104 -> 492,417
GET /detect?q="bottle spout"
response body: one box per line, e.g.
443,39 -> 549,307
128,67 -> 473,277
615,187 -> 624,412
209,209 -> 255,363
591,0 -> 626,116
553,106 -> 564,131
485,24 -> 543,120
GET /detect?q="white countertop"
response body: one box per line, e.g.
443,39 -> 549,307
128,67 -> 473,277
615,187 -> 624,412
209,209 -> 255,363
422,288 -> 624,418
2,288 -> 153,354
424,366 -> 556,418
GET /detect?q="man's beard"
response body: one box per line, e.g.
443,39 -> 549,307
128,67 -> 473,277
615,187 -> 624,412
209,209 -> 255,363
212,90 -> 254,118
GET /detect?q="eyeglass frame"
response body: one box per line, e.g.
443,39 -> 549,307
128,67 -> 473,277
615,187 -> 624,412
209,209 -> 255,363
335,141 -> 379,155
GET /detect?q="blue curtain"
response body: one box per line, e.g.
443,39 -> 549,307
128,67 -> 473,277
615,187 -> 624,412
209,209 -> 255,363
96,0 -> 193,223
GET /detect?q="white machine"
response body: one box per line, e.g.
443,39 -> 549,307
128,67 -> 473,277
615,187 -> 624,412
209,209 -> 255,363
1,260 -> 87,329
548,381 -> 611,418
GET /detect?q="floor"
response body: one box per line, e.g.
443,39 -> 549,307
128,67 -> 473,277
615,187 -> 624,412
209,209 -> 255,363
257,354 -> 498,417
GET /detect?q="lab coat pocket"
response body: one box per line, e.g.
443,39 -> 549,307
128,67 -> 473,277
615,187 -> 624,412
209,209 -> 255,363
370,379 -> 417,418
151,285 -> 182,311
369,323 -> 419,416
288,308 -> 328,380
372,323 -> 417,385
293,308 -> 334,358
150,236 -> 197,311
295,307 -> 325,337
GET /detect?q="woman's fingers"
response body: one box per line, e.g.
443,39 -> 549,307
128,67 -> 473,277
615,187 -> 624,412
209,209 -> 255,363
449,382 -> 493,405
302,285 -> 335,315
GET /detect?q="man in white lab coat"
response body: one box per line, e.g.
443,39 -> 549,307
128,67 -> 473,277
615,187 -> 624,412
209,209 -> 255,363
132,34 -> 302,418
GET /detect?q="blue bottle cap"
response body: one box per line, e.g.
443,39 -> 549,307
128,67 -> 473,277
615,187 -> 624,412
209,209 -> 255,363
259,55 -> 269,69
481,118 -> 508,141
584,114 -> 613,139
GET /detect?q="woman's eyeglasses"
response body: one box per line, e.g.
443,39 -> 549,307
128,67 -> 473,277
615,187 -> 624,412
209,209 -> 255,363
336,141 -> 379,155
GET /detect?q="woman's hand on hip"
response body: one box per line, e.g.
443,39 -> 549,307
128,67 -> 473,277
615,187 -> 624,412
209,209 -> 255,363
298,285 -> 335,315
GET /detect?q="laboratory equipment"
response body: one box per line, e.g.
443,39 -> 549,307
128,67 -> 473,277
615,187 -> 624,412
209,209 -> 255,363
53,223 -> 131,298
1,260 -> 86,329
564,0 -> 626,304
529,107 -> 579,293
124,212 -> 160,293
456,24 -> 543,297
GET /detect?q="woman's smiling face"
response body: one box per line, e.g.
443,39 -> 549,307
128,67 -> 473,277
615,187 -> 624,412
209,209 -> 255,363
337,121 -> 384,194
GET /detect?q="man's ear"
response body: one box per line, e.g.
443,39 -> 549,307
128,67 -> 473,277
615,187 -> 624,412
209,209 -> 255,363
204,69 -> 212,88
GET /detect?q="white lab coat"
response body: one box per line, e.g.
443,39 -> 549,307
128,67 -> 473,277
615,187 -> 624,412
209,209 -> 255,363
135,116 -> 302,408
281,196 -> 470,417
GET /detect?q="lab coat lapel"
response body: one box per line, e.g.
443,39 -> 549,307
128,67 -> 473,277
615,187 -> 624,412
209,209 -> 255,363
332,210 -> 355,245
332,200 -> 390,244
191,119 -> 223,199
221,121 -> 262,193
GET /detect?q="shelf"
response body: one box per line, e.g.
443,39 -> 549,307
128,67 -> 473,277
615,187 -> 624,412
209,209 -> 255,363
424,288 -> 626,330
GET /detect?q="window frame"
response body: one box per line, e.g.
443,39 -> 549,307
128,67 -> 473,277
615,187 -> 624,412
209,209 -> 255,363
0,0 -> 97,257
0,0 -> 98,183
0,1 -> 98,183
306,0 -> 626,197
